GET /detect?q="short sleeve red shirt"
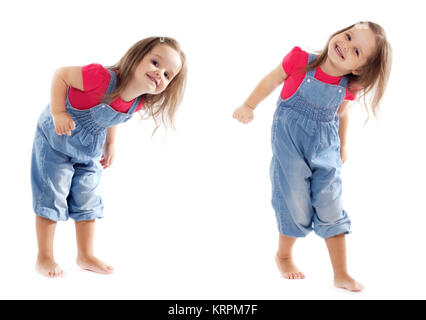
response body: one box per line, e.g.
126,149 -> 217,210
68,64 -> 144,113
280,46 -> 358,101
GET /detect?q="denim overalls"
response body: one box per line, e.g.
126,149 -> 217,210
270,53 -> 351,239
31,71 -> 140,221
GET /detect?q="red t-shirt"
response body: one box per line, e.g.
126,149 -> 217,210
68,64 -> 144,113
280,46 -> 358,101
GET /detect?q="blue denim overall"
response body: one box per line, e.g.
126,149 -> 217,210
270,53 -> 351,239
31,70 -> 140,221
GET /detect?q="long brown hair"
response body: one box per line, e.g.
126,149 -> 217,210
105,37 -> 187,132
304,21 -> 392,119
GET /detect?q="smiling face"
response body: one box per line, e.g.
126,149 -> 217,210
133,44 -> 182,95
327,23 -> 377,75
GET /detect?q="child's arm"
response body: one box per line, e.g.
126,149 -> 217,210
50,67 -> 83,136
337,100 -> 350,164
101,126 -> 117,169
233,64 -> 288,124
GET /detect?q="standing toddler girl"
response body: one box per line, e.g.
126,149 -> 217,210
32,37 -> 187,277
233,22 -> 392,291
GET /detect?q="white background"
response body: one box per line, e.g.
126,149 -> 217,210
1,0 -> 425,300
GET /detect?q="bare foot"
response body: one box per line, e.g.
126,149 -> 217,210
36,257 -> 64,278
275,254 -> 305,279
334,273 -> 364,292
76,255 -> 114,275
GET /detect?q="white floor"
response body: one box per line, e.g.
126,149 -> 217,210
2,214 -> 425,300
2,130 -> 425,300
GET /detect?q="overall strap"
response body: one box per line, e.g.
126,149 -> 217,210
306,53 -> 318,77
127,96 -> 141,114
105,69 -> 140,114
338,75 -> 349,88
306,53 -> 348,88
103,70 -> 118,100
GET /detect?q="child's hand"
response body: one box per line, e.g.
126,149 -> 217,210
233,105 -> 254,124
340,146 -> 348,164
101,143 -> 115,169
52,112 -> 76,136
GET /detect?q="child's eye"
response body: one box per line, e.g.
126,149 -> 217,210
346,33 -> 351,41
164,72 -> 170,80
152,60 -> 158,66
355,49 -> 359,56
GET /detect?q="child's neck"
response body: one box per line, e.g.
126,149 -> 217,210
320,57 -> 349,78
120,80 -> 149,102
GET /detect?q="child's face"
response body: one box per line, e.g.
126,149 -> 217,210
328,23 -> 377,75
134,44 -> 182,94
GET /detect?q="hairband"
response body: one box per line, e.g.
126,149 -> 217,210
355,22 -> 369,29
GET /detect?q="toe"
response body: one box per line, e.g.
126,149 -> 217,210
354,282 -> 364,291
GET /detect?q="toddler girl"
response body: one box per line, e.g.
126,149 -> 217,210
32,37 -> 187,277
233,22 -> 392,291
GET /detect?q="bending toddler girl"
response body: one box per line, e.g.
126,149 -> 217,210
32,37 -> 187,277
